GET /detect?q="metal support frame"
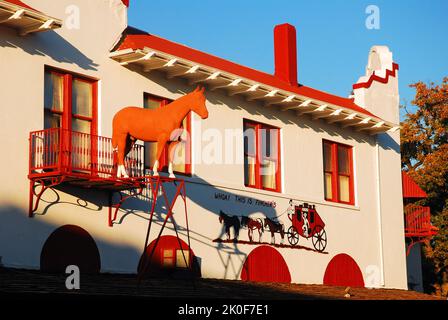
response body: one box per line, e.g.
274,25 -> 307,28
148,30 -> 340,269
28,176 -> 65,217
137,177 -> 191,283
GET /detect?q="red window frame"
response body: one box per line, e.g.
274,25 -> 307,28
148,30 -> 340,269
44,67 -> 98,136
44,67 -> 98,174
323,140 -> 355,205
243,119 -> 281,193
143,93 -> 191,175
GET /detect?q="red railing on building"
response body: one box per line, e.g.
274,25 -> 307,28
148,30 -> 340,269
404,205 -> 438,238
29,128 -> 144,179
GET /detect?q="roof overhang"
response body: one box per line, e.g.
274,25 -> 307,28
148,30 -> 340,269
110,47 -> 400,135
0,0 -> 62,35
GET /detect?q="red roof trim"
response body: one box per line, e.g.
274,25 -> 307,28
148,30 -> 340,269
402,171 -> 427,199
121,0 -> 129,7
353,63 -> 399,90
115,31 -> 377,118
2,0 -> 41,13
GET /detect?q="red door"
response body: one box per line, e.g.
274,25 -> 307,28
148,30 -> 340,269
241,246 -> 291,283
40,225 -> 101,274
323,253 -> 364,287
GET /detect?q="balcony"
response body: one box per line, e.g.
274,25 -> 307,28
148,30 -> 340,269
28,128 -> 189,229
404,205 -> 438,238
29,128 -> 144,182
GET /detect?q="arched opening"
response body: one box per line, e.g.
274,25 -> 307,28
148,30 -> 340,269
323,253 -> 364,287
40,224 -> 101,274
138,235 -> 200,279
241,245 -> 291,283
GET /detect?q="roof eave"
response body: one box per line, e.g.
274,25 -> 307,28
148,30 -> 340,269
110,47 -> 400,135
0,1 -> 62,35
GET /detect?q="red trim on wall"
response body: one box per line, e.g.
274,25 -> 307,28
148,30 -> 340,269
115,30 -> 378,119
241,246 -> 291,283
402,171 -> 427,199
40,225 -> 101,273
353,63 -> 399,90
323,253 -> 364,287
3,0 -> 41,12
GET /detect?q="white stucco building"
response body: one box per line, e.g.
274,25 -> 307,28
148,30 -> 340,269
0,0 -> 408,289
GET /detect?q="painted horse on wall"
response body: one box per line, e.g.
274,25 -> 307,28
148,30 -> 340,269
112,86 -> 208,178
264,217 -> 285,244
240,216 -> 264,243
219,210 -> 241,242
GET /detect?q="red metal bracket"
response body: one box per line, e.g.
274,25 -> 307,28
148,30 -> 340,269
108,186 -> 144,227
28,176 -> 65,217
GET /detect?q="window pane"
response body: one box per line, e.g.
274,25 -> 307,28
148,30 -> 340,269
44,72 -> 63,112
244,124 -> 256,156
44,110 -> 61,129
338,146 -> 350,174
72,118 -> 90,134
244,155 -> 256,186
339,175 -> 350,202
144,96 -> 162,110
72,79 -> 93,117
323,142 -> 332,171
261,159 -> 276,189
261,128 -> 278,160
162,250 -> 174,267
176,250 -> 190,268
324,173 -> 333,199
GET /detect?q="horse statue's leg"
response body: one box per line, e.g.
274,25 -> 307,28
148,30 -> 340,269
153,134 -> 169,177
167,141 -> 180,179
114,133 -> 129,178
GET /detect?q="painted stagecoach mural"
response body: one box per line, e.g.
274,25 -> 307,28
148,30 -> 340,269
214,198 -> 328,253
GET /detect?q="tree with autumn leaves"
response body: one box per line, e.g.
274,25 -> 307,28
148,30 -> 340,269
401,77 -> 448,296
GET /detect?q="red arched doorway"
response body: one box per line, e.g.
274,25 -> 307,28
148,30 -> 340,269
138,235 -> 200,278
40,225 -> 101,274
241,246 -> 291,283
323,253 -> 364,287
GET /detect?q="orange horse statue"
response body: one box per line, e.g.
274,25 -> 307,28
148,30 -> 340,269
112,86 -> 208,178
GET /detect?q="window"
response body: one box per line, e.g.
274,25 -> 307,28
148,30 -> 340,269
162,249 -> 174,267
244,120 -> 281,192
323,140 -> 354,204
44,68 -> 97,134
44,68 -> 97,172
143,93 -> 191,175
176,250 -> 190,268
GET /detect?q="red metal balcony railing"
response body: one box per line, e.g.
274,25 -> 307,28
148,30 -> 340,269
29,128 -> 144,179
404,205 -> 438,238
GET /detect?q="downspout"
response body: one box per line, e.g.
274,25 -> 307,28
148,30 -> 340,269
375,136 -> 385,286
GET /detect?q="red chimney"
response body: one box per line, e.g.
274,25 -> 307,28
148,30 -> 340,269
274,24 -> 298,85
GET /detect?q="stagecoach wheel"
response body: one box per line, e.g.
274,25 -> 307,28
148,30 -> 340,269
287,226 -> 299,246
312,225 -> 327,252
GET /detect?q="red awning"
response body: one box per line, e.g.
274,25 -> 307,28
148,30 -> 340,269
402,171 -> 427,199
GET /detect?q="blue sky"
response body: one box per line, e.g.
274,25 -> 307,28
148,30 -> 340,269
128,0 -> 448,121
